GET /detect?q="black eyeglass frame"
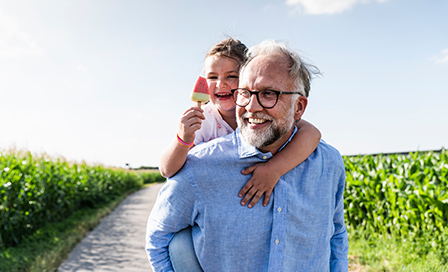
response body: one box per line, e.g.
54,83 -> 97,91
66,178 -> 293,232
231,88 -> 303,109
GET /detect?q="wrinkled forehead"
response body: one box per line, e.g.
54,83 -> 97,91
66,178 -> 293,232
240,54 -> 293,91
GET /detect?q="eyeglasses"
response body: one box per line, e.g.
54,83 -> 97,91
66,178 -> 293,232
231,88 -> 302,109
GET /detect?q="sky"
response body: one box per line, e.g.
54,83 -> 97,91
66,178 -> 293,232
0,0 -> 447,168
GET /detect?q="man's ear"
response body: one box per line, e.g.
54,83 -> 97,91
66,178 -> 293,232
294,96 -> 308,121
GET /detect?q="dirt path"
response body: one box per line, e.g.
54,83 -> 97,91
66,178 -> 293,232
58,183 -> 164,272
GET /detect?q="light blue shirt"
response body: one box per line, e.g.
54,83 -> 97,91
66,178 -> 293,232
146,127 -> 349,272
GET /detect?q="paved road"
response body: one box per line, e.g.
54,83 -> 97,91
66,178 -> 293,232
58,183 -> 164,272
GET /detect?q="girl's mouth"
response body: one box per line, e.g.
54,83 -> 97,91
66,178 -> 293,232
215,93 -> 233,100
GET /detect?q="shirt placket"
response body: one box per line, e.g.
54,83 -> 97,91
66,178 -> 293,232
267,180 -> 287,272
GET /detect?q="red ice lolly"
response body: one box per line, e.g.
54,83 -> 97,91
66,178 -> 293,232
190,76 -> 210,107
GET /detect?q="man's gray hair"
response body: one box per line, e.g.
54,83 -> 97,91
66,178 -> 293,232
240,39 -> 320,97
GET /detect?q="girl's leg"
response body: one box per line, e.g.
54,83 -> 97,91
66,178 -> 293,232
169,227 -> 203,272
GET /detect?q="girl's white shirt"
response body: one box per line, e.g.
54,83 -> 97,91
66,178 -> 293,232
194,102 -> 234,145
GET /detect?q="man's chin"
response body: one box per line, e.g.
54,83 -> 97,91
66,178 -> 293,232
240,126 -> 274,149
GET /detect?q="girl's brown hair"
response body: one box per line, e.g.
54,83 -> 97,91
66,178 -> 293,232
205,38 -> 248,68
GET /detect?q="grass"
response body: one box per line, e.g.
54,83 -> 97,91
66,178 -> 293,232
0,186 -> 143,272
348,232 -> 448,272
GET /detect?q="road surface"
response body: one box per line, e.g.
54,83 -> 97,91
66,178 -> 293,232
58,183 -> 164,272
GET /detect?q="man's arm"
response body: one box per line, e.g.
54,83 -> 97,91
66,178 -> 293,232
146,175 -> 198,271
330,163 -> 349,272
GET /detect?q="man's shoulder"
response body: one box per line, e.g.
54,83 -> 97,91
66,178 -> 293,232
171,132 -> 238,181
315,139 -> 344,165
188,132 -> 237,160
318,139 -> 341,154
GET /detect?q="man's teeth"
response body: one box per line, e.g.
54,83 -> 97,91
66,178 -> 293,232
248,118 -> 266,124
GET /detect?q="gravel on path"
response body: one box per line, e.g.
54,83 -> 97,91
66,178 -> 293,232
58,182 -> 164,272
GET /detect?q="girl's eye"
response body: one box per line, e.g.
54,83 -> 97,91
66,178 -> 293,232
207,76 -> 218,80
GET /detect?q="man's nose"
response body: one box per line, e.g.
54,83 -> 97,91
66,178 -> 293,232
245,94 -> 263,112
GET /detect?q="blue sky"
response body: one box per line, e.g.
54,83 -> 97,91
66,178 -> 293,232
1,0 -> 447,168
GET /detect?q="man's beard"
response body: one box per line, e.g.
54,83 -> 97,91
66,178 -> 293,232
237,109 -> 295,149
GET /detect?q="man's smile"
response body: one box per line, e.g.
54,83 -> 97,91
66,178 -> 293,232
247,118 -> 268,124
241,113 -> 273,129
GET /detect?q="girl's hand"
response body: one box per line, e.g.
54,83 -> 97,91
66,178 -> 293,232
178,106 -> 205,144
238,162 -> 281,208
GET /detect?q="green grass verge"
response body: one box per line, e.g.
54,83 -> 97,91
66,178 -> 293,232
0,186 -> 145,272
348,232 -> 448,272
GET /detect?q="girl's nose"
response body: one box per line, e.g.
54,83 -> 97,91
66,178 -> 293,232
217,79 -> 228,90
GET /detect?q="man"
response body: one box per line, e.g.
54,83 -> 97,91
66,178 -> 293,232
146,40 -> 349,271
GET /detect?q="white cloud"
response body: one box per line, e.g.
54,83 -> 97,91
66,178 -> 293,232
286,0 -> 389,15
432,48 -> 448,64
0,9 -> 43,58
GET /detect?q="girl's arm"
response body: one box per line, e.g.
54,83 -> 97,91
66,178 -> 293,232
159,107 -> 204,178
238,119 -> 321,207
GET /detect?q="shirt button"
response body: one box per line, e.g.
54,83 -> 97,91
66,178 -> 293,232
262,156 -> 268,160
275,239 -> 280,245
277,207 -> 282,212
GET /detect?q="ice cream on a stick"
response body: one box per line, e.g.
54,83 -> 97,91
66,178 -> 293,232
190,76 -> 210,108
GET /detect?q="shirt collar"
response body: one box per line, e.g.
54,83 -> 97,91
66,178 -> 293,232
236,126 -> 298,160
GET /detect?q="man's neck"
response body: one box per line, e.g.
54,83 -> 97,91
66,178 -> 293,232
257,126 -> 295,155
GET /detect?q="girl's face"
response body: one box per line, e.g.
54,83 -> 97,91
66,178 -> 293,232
204,56 -> 239,114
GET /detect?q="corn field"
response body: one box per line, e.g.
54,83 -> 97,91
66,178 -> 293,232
343,149 -> 448,260
0,151 -> 163,249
